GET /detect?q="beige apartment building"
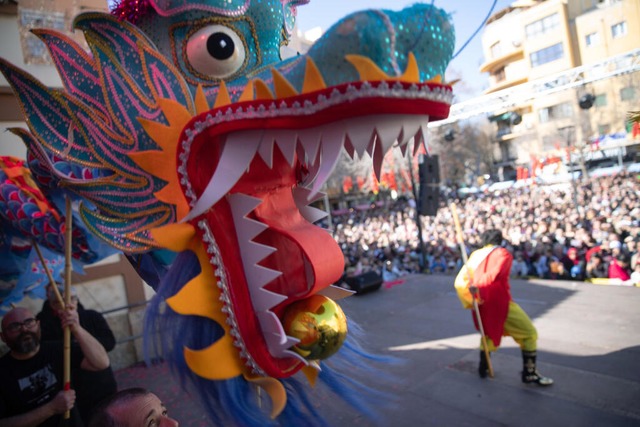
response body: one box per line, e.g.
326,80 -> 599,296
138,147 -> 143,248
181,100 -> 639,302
479,0 -> 640,178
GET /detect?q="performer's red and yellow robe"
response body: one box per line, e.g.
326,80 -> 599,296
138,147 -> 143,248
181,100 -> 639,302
455,246 -> 513,348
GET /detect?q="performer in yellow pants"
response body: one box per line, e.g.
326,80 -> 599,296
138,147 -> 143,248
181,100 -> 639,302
455,229 -> 553,385
483,301 -> 537,352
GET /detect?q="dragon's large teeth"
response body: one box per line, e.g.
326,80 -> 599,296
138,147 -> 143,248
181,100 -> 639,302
415,124 -> 430,156
257,313 -> 307,363
183,131 -> 261,221
228,193 -> 262,228
300,205 -> 328,224
245,259 -> 282,292
229,193 -> 278,268
292,186 -> 325,205
309,124 -> 346,198
318,285 -> 356,300
257,131 -> 274,168
375,118 -> 403,152
298,128 -> 321,165
345,117 -> 376,158
399,116 -> 425,147
372,135 -> 384,182
274,131 -> 298,167
257,311 -> 287,343
282,349 -> 309,365
253,284 -> 287,311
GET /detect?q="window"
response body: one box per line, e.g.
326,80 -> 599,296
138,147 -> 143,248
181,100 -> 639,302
530,43 -> 564,67
525,13 -> 560,39
611,21 -> 627,39
620,86 -> 635,101
494,67 -> 506,82
585,32 -> 600,47
598,124 -> 610,135
490,41 -> 502,59
594,94 -> 607,107
538,102 -> 573,123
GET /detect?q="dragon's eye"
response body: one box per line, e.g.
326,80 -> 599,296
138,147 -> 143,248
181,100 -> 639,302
186,25 -> 246,79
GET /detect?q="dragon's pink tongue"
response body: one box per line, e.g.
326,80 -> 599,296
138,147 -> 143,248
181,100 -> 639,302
252,186 -> 344,300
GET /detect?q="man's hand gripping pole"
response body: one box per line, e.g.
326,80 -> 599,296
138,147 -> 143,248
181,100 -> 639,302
450,203 -> 494,378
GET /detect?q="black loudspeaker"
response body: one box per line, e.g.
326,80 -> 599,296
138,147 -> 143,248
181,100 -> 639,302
419,155 -> 440,184
344,271 -> 383,294
418,155 -> 440,216
419,185 -> 439,216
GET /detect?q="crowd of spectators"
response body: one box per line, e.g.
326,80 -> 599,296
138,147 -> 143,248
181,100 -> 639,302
331,170 -> 640,286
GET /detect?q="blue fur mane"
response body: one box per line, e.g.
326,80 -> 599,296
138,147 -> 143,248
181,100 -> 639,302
144,251 -> 401,426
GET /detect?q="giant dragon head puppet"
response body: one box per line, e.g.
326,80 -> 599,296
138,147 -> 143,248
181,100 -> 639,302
0,0 -> 455,424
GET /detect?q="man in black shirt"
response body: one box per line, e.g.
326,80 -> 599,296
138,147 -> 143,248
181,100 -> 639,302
38,285 -> 118,424
0,305 -> 110,426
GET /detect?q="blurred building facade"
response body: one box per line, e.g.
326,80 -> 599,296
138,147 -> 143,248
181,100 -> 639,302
478,0 -> 640,179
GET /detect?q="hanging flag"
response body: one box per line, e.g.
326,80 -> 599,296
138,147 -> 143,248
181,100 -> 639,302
342,176 -> 353,194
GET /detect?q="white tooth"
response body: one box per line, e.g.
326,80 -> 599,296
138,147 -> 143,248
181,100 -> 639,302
228,194 -> 276,267
245,263 -> 282,296
228,193 -> 263,238
310,124 -> 346,197
293,186 -> 325,204
269,334 -> 302,358
400,116 -> 423,146
302,151 -> 321,188
243,240 -> 278,274
300,205 -> 328,224
258,131 -> 274,168
343,135 -> 357,160
254,286 -> 287,311
227,193 -> 284,303
282,349 -> 309,365
399,137 -> 411,157
182,132 -> 260,222
257,311 -> 287,344
274,130 -> 297,166
293,187 -> 327,221
298,128 -> 321,165
345,117 -> 375,157
415,124 -> 430,156
318,284 -> 356,300
307,360 -> 321,371
374,117 -> 402,153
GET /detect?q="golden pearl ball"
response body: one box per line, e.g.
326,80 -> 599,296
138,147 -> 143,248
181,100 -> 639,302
282,295 -> 348,360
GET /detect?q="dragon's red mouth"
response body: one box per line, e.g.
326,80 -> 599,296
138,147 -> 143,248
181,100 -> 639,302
177,80 -> 452,377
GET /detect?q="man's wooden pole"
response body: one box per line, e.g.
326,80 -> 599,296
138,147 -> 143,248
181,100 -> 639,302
63,197 -> 72,419
32,240 -> 65,308
450,203 -> 494,378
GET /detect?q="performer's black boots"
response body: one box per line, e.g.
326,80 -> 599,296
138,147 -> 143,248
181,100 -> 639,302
478,351 -> 489,378
521,350 -> 554,386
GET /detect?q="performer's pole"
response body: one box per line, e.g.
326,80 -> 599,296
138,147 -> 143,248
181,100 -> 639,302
32,240 -> 65,308
63,197 -> 73,419
450,203 -> 494,378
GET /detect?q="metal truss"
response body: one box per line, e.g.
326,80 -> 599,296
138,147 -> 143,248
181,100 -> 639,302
429,48 -> 640,127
